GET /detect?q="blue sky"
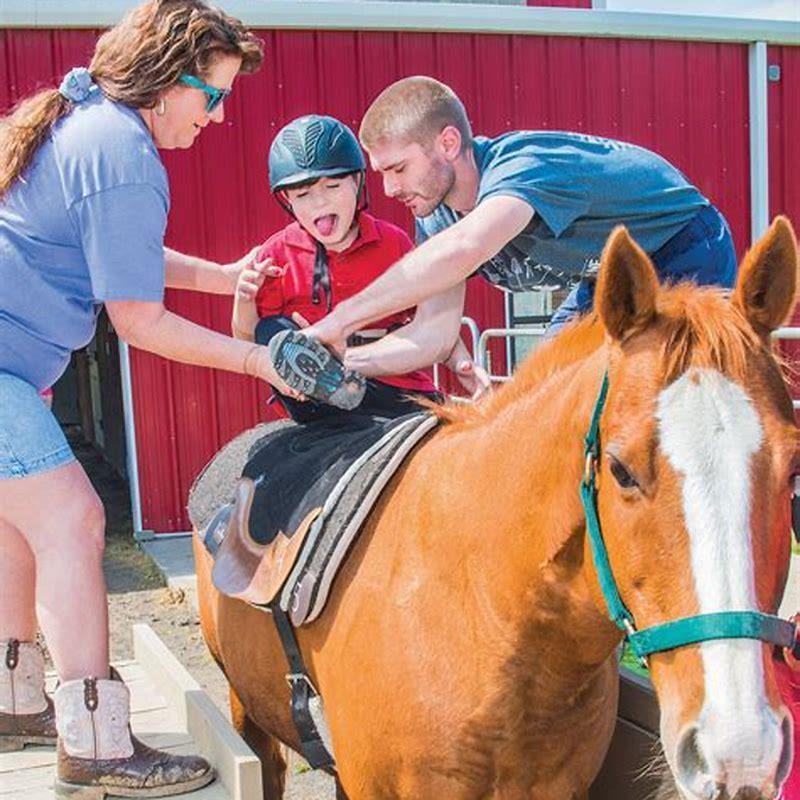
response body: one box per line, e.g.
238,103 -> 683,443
604,0 -> 799,21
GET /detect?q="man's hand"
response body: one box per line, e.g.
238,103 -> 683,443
302,312 -> 347,359
445,336 -> 492,400
451,358 -> 492,400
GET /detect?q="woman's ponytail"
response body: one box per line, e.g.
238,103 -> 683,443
0,89 -> 71,201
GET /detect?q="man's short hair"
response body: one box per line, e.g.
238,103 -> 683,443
359,76 -> 472,152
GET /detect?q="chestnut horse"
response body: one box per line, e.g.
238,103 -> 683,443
194,218 -> 799,800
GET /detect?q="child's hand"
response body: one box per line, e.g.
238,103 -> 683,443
235,256 -> 285,302
291,312 -> 311,328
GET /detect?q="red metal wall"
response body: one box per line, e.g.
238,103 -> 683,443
769,45 -> 800,393
2,26 -> 793,532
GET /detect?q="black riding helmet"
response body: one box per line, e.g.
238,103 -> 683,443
268,114 -> 367,203
268,115 -> 368,312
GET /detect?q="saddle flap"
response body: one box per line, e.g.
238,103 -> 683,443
198,411 -> 439,620
211,477 -> 321,605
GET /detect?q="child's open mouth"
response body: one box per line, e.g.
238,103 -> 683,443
314,214 -> 338,237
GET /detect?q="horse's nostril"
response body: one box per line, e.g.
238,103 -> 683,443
676,727 -> 718,798
677,727 -> 709,777
776,712 -> 794,789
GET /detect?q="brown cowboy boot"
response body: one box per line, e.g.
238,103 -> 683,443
54,669 -> 214,799
0,638 -> 57,751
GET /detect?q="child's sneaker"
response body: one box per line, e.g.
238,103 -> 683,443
269,330 -> 366,410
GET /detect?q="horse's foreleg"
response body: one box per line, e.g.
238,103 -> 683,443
229,687 -> 287,800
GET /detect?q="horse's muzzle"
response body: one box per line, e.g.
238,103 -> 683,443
674,709 -> 793,800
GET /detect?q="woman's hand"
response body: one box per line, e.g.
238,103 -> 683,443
248,345 -> 307,402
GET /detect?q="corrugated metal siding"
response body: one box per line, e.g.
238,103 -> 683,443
768,45 -> 800,399
0,28 -> 774,531
770,45 -> 800,247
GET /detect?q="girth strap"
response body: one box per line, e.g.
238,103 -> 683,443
270,605 -> 336,770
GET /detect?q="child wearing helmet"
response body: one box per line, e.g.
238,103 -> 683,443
233,114 -> 480,419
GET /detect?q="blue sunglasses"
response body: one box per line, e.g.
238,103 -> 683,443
179,74 -> 232,113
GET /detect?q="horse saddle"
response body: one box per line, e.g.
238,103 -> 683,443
188,411 -> 438,624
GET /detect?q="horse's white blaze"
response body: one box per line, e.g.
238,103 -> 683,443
657,368 -> 783,789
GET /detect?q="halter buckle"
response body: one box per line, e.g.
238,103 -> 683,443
286,672 -> 320,696
583,452 -> 596,487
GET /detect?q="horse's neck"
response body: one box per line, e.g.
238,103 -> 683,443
438,349 -> 620,678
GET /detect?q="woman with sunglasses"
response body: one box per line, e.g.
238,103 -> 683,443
0,1 -> 310,797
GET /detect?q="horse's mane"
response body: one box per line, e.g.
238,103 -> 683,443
434,283 -> 767,428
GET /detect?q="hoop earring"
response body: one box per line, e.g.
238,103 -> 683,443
155,98 -> 166,116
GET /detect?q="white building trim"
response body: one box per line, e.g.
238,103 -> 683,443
118,340 -> 144,534
1,2 -> 798,46
748,41 -> 770,241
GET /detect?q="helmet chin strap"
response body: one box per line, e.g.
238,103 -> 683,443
276,190 -> 293,217
312,240 -> 332,313
356,171 -> 369,213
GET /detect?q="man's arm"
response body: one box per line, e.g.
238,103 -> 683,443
343,282 -> 466,377
306,195 -> 534,351
444,337 -> 492,400
164,247 -> 260,295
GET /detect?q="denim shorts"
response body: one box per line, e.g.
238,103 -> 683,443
0,372 -> 75,479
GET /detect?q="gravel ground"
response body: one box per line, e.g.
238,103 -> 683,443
64,432 -> 335,800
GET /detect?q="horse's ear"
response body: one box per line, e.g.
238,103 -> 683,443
596,226 -> 659,342
733,215 -> 798,335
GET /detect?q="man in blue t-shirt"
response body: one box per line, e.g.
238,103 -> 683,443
302,75 -> 736,374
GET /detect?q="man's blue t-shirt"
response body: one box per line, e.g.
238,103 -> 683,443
415,131 -> 708,292
0,94 -> 169,390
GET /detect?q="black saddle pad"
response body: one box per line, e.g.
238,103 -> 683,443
244,412 -> 424,546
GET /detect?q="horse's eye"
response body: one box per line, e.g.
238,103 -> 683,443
609,457 -> 639,490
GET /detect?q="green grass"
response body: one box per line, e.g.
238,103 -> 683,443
620,643 -> 650,680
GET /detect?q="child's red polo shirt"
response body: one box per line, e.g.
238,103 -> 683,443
255,212 -> 436,394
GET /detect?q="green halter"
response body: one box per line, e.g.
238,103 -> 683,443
580,372 -> 800,665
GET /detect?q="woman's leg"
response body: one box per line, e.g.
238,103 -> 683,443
0,519 -> 38,642
0,462 -> 109,680
0,518 -> 57,752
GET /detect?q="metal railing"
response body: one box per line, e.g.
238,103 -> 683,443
436,323 -> 800,405
477,327 -> 548,382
